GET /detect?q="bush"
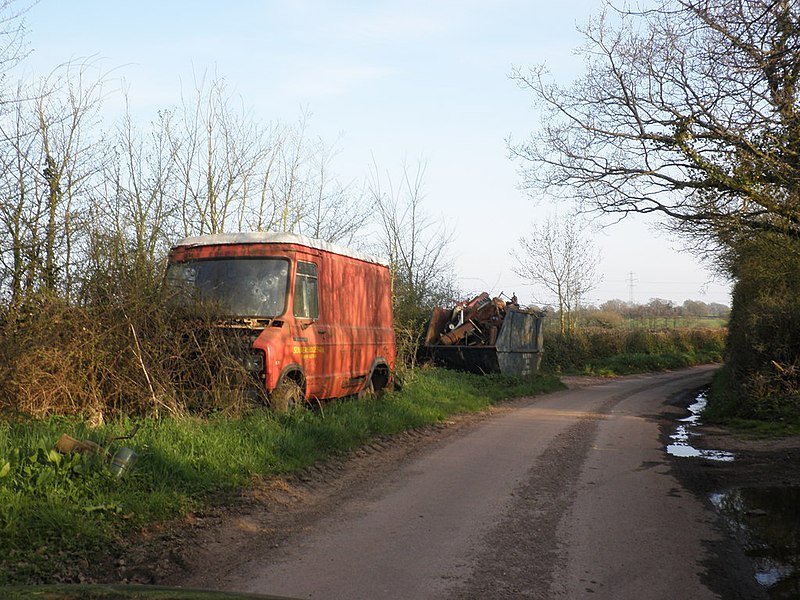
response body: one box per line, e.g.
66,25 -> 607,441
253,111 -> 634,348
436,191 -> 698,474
582,310 -> 626,329
721,233 -> 800,422
541,327 -> 725,374
0,285 -> 259,422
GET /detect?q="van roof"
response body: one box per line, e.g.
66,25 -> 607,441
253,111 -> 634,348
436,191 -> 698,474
172,232 -> 386,266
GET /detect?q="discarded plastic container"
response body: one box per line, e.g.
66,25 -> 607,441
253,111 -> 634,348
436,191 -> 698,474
110,447 -> 138,478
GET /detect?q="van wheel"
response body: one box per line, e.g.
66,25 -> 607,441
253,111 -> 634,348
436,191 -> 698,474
358,378 -> 376,401
271,378 -> 303,413
361,364 -> 391,401
359,372 -> 388,401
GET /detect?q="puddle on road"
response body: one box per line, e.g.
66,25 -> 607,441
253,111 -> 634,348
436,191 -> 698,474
711,487 -> 800,598
666,389 -> 800,596
665,388 -> 735,462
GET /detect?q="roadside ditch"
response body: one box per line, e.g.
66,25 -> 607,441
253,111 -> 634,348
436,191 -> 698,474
665,388 -> 800,599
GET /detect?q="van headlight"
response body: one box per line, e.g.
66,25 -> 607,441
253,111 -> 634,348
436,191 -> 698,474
242,350 -> 265,374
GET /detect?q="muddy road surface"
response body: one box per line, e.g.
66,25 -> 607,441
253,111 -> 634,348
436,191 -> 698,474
162,366 -> 763,599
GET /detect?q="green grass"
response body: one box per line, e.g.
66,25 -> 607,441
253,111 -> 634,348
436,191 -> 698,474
713,418 -> 800,437
622,316 -> 728,329
582,349 -> 724,376
0,367 -> 563,584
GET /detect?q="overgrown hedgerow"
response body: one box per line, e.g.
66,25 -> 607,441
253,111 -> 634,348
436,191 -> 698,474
716,233 -> 800,422
541,327 -> 726,374
0,283 -> 258,422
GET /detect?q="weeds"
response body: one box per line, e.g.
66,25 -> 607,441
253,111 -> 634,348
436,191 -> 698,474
706,364 -> 800,431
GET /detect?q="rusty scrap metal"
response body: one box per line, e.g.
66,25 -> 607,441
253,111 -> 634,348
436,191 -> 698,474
423,292 -> 544,377
426,292 -> 518,348
55,424 -> 140,453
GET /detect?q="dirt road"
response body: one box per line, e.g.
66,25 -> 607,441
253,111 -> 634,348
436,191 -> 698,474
165,366 -> 764,599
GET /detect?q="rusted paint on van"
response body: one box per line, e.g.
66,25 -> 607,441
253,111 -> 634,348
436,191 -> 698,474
167,232 -> 395,405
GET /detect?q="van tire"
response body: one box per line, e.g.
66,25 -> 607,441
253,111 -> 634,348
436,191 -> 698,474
271,378 -> 303,413
358,378 -> 376,401
359,363 -> 390,401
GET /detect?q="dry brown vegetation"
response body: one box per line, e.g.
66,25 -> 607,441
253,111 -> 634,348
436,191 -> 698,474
0,279 -> 264,422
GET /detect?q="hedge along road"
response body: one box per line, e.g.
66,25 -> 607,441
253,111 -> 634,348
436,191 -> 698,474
173,366 -> 756,600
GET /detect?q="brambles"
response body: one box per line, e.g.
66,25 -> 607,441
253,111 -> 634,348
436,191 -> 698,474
0,282 -> 264,421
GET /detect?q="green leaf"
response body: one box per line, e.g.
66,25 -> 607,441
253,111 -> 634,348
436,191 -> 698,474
35,469 -> 53,487
0,461 -> 10,478
83,503 -> 122,514
47,449 -> 62,466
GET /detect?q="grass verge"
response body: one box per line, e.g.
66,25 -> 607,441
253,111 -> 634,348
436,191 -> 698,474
0,367 -> 563,584
582,349 -> 724,376
705,365 -> 800,436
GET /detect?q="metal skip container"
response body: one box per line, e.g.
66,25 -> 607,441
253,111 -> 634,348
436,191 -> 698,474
423,293 -> 545,377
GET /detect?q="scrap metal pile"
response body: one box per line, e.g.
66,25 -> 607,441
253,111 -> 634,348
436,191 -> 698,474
425,292 -> 518,348
423,292 -> 545,377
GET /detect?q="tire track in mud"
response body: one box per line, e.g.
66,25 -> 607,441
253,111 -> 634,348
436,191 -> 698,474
444,409 -> 605,599
445,377 -> 690,600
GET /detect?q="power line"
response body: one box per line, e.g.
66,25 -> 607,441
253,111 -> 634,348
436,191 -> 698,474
627,271 -> 637,304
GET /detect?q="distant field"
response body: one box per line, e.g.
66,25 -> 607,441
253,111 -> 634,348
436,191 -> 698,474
540,326 -> 726,374
624,316 -> 728,329
542,315 -> 728,333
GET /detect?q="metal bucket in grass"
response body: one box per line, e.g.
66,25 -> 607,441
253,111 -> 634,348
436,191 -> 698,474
110,446 -> 138,477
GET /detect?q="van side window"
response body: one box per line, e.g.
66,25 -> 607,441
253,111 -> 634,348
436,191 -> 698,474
294,261 -> 319,319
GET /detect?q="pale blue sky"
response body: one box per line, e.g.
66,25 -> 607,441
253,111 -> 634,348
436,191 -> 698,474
21,0 -> 732,306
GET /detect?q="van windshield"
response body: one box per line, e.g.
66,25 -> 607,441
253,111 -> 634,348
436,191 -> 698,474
165,258 -> 290,317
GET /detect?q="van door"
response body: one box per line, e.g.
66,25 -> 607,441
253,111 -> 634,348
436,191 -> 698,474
291,259 -> 336,398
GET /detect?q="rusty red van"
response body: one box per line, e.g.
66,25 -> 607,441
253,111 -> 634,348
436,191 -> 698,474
166,232 -> 395,410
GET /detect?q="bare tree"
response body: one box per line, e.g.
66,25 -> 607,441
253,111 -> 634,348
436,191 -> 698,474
511,0 -> 800,247
268,112 -> 308,234
368,158 -> 457,322
513,215 -> 601,334
0,81 -> 38,303
164,81 -> 368,243
169,74 -> 277,236
0,62 -> 105,302
298,138 -> 369,245
265,112 -> 368,243
511,1 -> 800,406
96,93 -> 182,280
0,0 -> 34,96
0,3 -> 82,304
34,63 -> 105,296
